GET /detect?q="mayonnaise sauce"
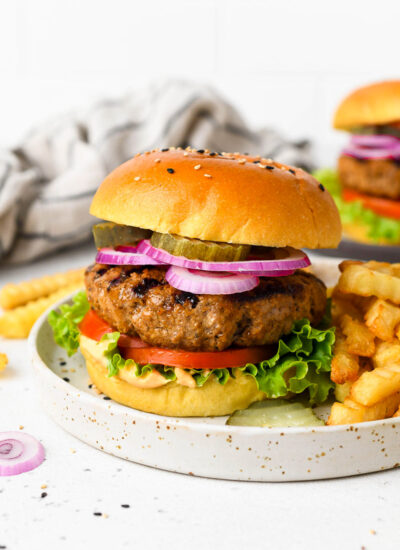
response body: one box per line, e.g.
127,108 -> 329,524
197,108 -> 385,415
80,335 -> 200,389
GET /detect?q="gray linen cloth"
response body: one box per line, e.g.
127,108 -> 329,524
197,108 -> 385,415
0,80 -> 313,264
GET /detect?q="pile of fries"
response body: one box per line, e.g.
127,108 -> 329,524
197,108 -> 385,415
328,260 -> 400,425
0,268 -> 84,339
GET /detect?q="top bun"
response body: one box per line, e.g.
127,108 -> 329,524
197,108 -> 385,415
90,148 -> 341,250
334,80 -> 400,130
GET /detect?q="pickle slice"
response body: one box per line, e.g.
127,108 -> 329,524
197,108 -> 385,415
226,399 -> 324,427
93,223 -> 152,249
150,232 -> 251,262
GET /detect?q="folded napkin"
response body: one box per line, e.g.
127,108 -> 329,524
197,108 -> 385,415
0,80 -> 313,264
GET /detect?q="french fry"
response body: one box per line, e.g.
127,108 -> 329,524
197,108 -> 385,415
331,330 -> 360,384
337,263 -> 400,304
0,268 -> 85,310
327,392 -> 400,425
341,314 -> 375,357
364,298 -> 400,341
350,360 -> 400,406
372,340 -> 400,370
334,380 -> 353,403
0,352 -> 8,372
0,283 -> 82,339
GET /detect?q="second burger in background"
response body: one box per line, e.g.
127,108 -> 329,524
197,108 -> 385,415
316,80 -> 400,247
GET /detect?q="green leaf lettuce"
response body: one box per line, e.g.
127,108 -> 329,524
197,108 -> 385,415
313,168 -> 400,244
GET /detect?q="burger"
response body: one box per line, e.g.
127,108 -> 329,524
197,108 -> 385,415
49,148 -> 341,417
317,80 -> 400,246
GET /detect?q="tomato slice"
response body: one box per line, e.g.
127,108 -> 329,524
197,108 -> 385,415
79,310 -> 148,348
79,310 -> 271,369
121,346 -> 271,370
343,189 -> 400,220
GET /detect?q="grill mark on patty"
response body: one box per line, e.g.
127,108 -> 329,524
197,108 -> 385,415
174,291 -> 199,309
132,278 -> 164,297
230,279 -> 303,303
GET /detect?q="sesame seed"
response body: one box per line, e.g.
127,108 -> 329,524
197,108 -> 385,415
209,152 -> 216,156
19,425 -> 24,430
183,152 -> 189,156
161,148 -> 169,152
40,492 -> 47,499
70,449 -> 76,454
134,176 -> 141,181
204,173 -> 212,178
121,504 -> 130,508
265,165 -> 275,170
93,512 -> 102,517
288,169 -> 296,175
63,377 -> 70,382
197,149 -> 205,154
103,513 -> 109,519
154,158 -> 161,163
319,183 -> 325,191
103,396 -> 111,400
144,151 -> 150,155
237,159 -> 246,164
194,164 -> 201,170
41,484 -> 47,489
167,168 -> 175,174
252,160 -> 259,164
257,163 -> 265,168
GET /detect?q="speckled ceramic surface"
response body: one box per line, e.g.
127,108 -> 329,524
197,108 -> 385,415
29,258 -> 400,481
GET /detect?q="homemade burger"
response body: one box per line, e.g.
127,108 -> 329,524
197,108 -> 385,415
332,80 -> 400,245
49,148 -> 341,417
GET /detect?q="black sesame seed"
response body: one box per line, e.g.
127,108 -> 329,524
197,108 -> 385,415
209,152 -> 216,156
319,183 -> 325,191
63,377 -> 70,382
197,149 -> 205,153
244,152 -> 249,155
161,148 -> 169,152
93,512 -> 102,516
265,165 -> 275,170
59,361 -> 67,366
103,396 -> 111,400
288,169 -> 296,175
167,168 -> 175,174
88,384 -> 93,389
252,160 -> 259,164
41,492 -> 47,499
121,504 -> 130,508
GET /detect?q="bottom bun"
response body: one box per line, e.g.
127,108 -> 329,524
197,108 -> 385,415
80,336 -> 265,417
343,222 -> 400,246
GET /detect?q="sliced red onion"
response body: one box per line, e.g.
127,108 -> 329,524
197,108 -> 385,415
241,269 -> 296,277
0,432 -> 45,476
351,135 -> 400,148
165,266 -> 259,295
137,240 -> 310,273
95,248 -> 165,266
343,134 -> 400,160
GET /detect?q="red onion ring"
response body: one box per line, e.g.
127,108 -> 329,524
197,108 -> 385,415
165,266 -> 259,295
0,432 -> 45,476
95,248 -> 165,266
136,241 -> 310,273
342,134 -> 400,160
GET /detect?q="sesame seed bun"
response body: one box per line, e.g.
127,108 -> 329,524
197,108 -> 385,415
90,149 -> 341,250
80,334 -> 265,417
333,80 -> 400,130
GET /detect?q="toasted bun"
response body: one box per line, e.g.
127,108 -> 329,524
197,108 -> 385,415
80,335 -> 265,417
334,80 -> 400,130
343,222 -> 400,246
90,149 -> 341,250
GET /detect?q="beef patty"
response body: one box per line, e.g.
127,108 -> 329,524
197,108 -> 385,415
338,155 -> 400,199
85,264 -> 327,352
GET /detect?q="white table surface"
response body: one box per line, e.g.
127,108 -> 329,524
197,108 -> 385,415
1,245 -> 400,550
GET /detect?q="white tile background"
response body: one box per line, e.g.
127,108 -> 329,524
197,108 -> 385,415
1,0 -> 399,165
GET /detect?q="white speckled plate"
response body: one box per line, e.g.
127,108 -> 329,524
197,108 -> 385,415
29,258 -> 400,481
